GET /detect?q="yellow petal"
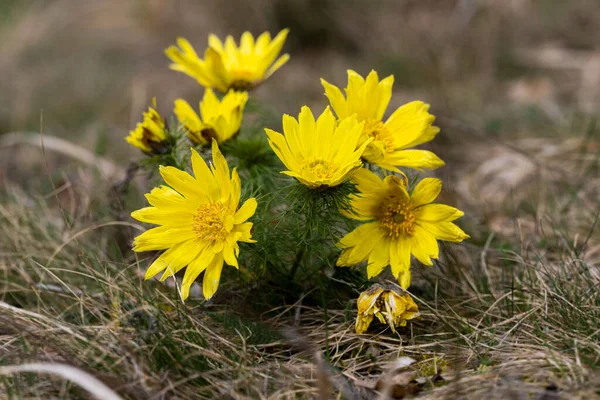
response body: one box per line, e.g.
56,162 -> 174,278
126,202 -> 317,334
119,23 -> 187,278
132,226 -> 197,252
355,313 -> 374,334
233,222 -> 255,243
321,78 -> 348,119
200,88 -> 220,120
165,38 -> 217,89
223,35 -> 239,63
131,206 -> 193,226
374,74 -> 394,121
384,101 -> 439,149
357,286 -> 384,314
418,221 -> 470,242
351,168 -> 384,193
174,99 -> 203,134
265,53 -> 290,79
409,225 -> 439,266
229,168 -> 242,211
343,197 -> 380,221
159,165 -> 205,202
282,114 -> 305,160
203,47 -> 228,92
389,236 -> 411,279
340,225 -> 384,265
222,243 -> 238,268
417,204 -> 464,222
337,222 -> 380,249
315,106 -> 336,157
367,238 -> 391,278
202,254 -> 225,300
265,128 -> 301,171
410,177 -> 442,207
398,269 -> 411,289
176,37 -> 198,57
297,106 -> 317,154
240,31 -> 254,54
145,185 -> 186,209
345,70 -> 368,119
210,140 -> 231,201
263,28 -> 289,66
160,245 -> 210,282
383,176 -> 411,202
179,243 -> 226,296
208,34 -> 224,53
190,148 -> 219,199
331,115 -> 362,164
362,70 -> 382,120
144,239 -> 202,280
385,150 -> 445,170
234,198 -> 257,224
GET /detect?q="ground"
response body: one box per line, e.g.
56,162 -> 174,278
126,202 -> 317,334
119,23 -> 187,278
0,1 -> 599,399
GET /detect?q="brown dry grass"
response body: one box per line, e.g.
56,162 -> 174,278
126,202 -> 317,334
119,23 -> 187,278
1,1 -> 600,399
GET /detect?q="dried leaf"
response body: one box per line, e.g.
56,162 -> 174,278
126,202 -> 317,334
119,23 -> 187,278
375,371 -> 419,399
388,356 -> 416,372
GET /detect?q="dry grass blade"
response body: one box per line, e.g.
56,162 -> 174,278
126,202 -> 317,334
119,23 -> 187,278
0,363 -> 123,400
2,1 -> 600,398
0,132 -> 125,179
281,327 -> 361,400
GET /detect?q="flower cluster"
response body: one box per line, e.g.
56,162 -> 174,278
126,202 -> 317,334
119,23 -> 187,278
125,29 -> 468,335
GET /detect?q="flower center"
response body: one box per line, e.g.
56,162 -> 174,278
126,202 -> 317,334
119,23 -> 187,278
378,198 -> 416,237
192,202 -> 230,242
301,157 -> 338,180
230,70 -> 256,91
362,119 -> 394,156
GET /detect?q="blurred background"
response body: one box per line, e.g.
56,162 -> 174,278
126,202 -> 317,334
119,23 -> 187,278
1,0 -> 599,232
1,3 -> 599,397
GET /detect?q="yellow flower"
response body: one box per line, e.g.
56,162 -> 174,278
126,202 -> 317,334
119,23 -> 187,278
165,29 -> 290,93
265,106 -> 370,189
337,169 -> 469,288
131,140 -> 257,300
355,284 -> 419,334
126,100 -> 168,154
321,70 -> 444,172
174,89 -> 248,146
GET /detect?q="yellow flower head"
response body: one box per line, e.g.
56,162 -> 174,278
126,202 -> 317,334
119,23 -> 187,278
174,89 -> 248,146
337,169 -> 469,288
265,106 -> 370,189
321,70 -> 444,172
126,100 -> 169,154
165,29 -> 290,93
355,284 -> 419,334
131,140 -> 257,300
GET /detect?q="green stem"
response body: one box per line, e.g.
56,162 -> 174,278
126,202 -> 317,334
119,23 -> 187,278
288,247 -> 305,281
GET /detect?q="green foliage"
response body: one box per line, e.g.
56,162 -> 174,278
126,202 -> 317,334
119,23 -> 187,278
222,135 -> 280,194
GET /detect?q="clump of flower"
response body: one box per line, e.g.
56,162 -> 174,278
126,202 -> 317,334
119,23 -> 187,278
321,70 -> 444,172
174,89 -> 248,146
265,106 -> 369,189
125,26 -> 470,325
165,30 -> 290,92
126,99 -> 169,155
355,284 -> 419,333
337,169 -> 469,288
131,140 -> 257,300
